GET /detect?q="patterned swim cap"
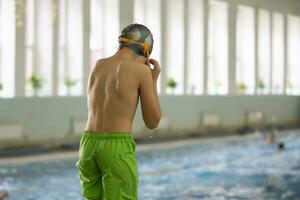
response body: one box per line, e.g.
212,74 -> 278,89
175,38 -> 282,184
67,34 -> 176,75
119,23 -> 154,58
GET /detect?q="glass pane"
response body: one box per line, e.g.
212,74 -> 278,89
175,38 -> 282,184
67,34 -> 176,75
25,0 -> 34,96
165,0 -> 184,95
25,48 -> 33,96
35,0 -> 53,96
90,0 -> 104,63
236,5 -> 255,95
287,15 -> 300,95
103,0 -> 119,56
272,12 -> 284,94
58,48 -> 66,96
0,0 -> 15,98
208,0 -> 228,95
187,0 -> 204,95
66,0 -> 83,96
58,0 -> 66,47
25,0 -> 34,46
58,0 -> 66,96
258,9 -> 271,95
134,0 -> 145,23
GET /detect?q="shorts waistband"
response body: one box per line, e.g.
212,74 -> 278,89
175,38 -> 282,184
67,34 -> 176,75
82,130 -> 133,140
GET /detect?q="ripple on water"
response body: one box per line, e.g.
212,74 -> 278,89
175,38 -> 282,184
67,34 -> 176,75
0,131 -> 299,200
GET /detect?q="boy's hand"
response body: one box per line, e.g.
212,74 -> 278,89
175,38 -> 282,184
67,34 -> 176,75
149,59 -> 161,82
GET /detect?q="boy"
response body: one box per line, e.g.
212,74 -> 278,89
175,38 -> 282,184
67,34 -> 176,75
76,24 -> 161,200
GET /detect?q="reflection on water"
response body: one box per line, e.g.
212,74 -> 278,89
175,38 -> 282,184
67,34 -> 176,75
0,130 -> 300,200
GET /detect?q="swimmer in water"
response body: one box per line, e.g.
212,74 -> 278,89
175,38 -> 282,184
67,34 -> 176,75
76,24 -> 161,200
266,129 -> 285,150
266,130 -> 275,144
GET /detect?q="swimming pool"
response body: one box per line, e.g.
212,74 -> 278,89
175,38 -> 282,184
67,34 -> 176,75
0,130 -> 300,200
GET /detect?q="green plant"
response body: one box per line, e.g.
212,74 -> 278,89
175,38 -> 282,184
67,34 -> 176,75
167,77 -> 177,89
64,75 -> 77,88
287,80 -> 293,89
29,74 -> 42,90
257,80 -> 265,90
237,82 -> 247,91
0,83 -> 3,91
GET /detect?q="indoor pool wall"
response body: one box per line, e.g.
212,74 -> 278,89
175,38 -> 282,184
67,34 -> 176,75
0,96 -> 299,147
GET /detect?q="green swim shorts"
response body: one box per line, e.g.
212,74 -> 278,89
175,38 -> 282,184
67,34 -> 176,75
76,130 -> 138,200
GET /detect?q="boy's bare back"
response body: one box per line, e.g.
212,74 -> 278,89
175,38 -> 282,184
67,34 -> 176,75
85,49 -> 161,133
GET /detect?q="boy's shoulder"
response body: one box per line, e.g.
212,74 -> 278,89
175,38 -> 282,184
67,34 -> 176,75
121,60 -> 147,68
120,60 -> 150,76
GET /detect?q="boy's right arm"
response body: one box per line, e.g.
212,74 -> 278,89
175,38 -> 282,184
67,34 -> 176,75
138,61 -> 161,129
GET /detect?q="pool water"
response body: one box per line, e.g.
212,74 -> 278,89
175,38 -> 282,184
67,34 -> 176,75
0,130 -> 300,200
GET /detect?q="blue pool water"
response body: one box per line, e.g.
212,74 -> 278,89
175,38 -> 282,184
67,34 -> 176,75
0,130 -> 300,200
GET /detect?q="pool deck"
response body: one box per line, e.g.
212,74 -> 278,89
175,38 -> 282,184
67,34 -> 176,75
0,132 -> 261,165
0,128 -> 296,165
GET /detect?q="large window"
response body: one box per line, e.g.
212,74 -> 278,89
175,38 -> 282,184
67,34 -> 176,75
287,15 -> 300,95
90,0 -> 119,66
25,0 -> 34,96
36,0 -> 53,96
66,0 -> 83,96
236,5 -> 255,95
208,0 -> 228,95
186,0 -> 204,95
257,9 -> 271,94
0,0 -> 15,98
1,1 -> 300,98
25,0 -> 53,96
272,12 -> 284,94
57,0 -> 67,96
165,0 -> 185,95
90,0 -> 104,65
58,0 -> 83,96
134,0 -> 161,93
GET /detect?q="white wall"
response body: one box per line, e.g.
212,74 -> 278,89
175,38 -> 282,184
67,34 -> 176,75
0,95 -> 299,147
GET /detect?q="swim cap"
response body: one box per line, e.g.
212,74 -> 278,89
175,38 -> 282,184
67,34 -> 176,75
119,23 -> 154,58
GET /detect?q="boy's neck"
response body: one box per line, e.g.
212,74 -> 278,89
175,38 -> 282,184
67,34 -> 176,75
115,47 -> 147,64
